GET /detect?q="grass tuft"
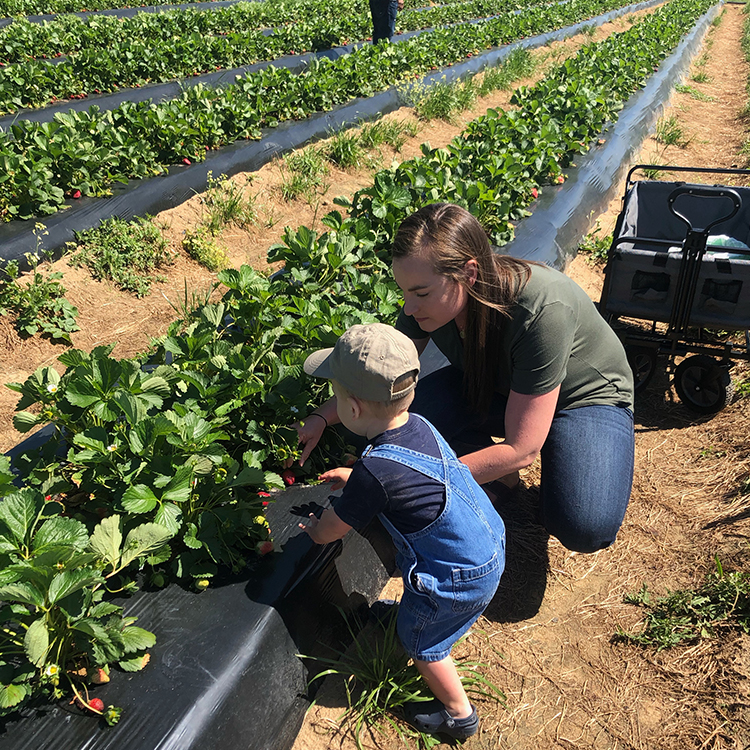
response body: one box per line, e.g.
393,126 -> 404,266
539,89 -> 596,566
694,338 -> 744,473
279,147 -> 330,202
675,83 -> 715,101
654,114 -> 687,147
300,605 -> 505,749
199,173 -> 256,235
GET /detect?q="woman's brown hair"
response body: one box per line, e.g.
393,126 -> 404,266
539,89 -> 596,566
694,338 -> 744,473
392,203 -> 532,416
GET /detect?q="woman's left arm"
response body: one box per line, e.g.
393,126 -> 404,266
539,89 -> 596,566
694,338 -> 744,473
459,386 -> 560,485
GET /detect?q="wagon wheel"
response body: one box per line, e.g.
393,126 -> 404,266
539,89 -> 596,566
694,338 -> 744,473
673,355 -> 728,414
625,346 -> 658,393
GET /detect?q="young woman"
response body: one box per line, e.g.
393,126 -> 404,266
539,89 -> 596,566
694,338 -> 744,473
390,203 -> 634,553
294,203 -> 635,553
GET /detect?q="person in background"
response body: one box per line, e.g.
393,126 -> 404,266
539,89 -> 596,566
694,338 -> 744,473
299,323 -> 505,741
370,0 -> 404,44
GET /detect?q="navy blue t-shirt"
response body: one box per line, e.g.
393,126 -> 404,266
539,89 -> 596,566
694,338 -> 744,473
331,415 -> 446,534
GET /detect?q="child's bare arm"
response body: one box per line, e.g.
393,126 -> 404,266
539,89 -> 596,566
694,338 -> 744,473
300,508 -> 352,544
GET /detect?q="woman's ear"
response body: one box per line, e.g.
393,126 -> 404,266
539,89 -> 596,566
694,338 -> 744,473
464,259 -> 479,286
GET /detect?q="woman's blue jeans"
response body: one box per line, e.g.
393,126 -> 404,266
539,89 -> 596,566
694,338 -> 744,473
369,0 -> 398,42
410,366 -> 635,553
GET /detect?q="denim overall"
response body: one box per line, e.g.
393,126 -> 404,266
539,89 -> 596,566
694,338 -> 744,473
364,415 -> 505,662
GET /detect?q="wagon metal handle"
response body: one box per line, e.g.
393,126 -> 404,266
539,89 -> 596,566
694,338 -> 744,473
667,185 -> 742,235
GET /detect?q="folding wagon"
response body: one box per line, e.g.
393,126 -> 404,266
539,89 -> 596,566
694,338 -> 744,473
598,165 -> 750,414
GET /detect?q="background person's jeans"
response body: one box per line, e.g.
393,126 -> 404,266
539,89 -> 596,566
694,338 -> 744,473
410,366 -> 635,553
369,0 -> 398,42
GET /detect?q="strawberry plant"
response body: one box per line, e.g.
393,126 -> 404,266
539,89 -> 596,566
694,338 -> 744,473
0,226 -> 79,342
0,479 -> 171,723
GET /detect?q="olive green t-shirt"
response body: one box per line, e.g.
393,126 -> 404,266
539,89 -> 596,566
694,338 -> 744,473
396,263 -> 634,411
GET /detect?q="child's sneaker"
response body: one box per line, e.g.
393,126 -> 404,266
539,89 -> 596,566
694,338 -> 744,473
403,699 -> 478,739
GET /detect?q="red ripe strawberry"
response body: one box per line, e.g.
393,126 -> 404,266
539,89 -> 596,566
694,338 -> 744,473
282,469 -> 295,486
556,175 -> 565,184
72,189 -> 81,199
182,158 -> 191,165
257,491 -> 271,497
88,698 -> 104,712
256,540 -> 273,556
531,188 -> 538,199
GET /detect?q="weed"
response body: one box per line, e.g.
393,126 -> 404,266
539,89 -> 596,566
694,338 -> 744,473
617,558 -> 750,650
577,223 -> 612,265
200,172 -> 256,235
279,148 -> 329,201
0,224 -> 79,343
182,226 -> 229,271
675,83 -> 715,101
301,606 -> 505,749
68,216 -> 173,297
698,446 -> 726,459
359,118 -> 418,152
733,376 -> 750,399
655,114 -> 687,147
579,23 -> 597,37
479,48 -> 535,95
404,76 -> 478,123
324,127 -> 366,169
691,70 -> 711,84
642,162 -> 664,180
162,277 -> 220,330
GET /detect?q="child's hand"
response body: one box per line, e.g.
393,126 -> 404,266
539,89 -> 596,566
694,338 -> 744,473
319,467 -> 353,491
298,513 -> 319,534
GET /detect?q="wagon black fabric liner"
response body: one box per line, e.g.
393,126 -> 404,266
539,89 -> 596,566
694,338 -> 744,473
602,179 -> 750,329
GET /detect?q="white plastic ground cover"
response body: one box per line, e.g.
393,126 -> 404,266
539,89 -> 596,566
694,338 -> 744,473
0,0 -> 663,265
505,1 -> 725,269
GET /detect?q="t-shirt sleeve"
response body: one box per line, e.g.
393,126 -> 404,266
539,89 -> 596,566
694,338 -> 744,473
395,309 -> 428,341
509,301 -> 575,395
330,461 -> 388,530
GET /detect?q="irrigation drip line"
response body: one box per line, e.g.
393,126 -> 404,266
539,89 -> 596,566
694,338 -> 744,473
0,0 -> 664,265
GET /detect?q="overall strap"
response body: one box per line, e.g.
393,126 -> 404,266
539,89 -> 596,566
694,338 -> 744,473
361,414 -> 452,484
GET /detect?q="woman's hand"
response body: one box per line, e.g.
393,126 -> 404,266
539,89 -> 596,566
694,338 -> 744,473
287,414 -> 326,467
319,466 -> 353,491
287,399 -> 339,467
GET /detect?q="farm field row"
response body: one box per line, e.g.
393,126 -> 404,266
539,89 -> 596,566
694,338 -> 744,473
0,0 -> 541,64
0,0 -> 652,223
0,0 -> 721,734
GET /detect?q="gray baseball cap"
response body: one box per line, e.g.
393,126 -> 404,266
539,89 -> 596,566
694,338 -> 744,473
304,323 -> 420,402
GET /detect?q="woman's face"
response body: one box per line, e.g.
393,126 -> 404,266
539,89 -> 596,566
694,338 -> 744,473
392,253 -> 470,333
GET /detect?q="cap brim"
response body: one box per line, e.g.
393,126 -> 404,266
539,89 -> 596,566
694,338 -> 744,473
303,348 -> 335,379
